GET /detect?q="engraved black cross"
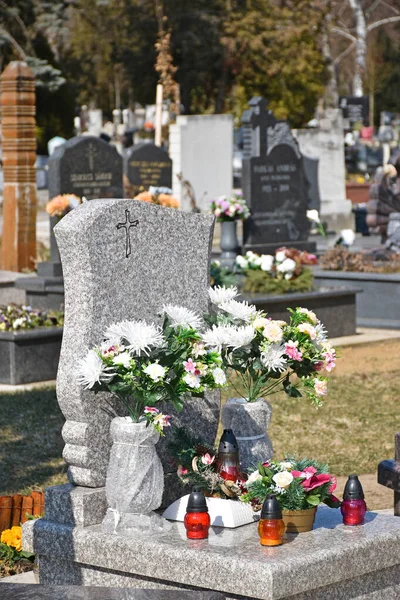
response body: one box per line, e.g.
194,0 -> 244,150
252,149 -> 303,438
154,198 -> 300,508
116,210 -> 139,258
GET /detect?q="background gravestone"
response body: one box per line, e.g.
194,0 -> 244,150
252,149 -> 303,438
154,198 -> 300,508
48,136 -> 123,200
53,199 -> 218,511
242,97 -> 315,254
124,143 -> 172,196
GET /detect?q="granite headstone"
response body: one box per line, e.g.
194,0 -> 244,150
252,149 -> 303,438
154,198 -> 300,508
124,143 -> 172,196
242,97 -> 314,253
53,199 -> 219,507
48,136 -> 123,200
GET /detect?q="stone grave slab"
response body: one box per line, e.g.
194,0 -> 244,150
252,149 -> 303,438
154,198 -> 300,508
124,143 -> 172,196
24,506 -> 400,598
51,198 -> 218,516
48,136 -> 123,200
242,97 -> 315,254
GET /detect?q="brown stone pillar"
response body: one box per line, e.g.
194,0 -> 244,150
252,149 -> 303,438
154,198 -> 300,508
1,61 -> 37,271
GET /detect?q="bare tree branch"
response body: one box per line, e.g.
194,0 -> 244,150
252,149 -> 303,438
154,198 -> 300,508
367,15 -> 400,33
334,40 -> 356,64
0,26 -> 27,60
366,0 -> 399,19
331,26 -> 357,42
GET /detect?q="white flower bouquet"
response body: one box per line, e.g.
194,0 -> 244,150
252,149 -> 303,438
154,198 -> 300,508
204,286 -> 336,405
77,305 -> 227,433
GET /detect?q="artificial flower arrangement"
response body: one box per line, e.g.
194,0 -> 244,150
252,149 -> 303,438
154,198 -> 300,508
0,304 -> 64,331
135,186 -> 180,209
0,526 -> 34,576
205,286 -> 336,405
77,305 -> 227,433
235,248 -> 317,295
169,427 -> 243,500
241,458 -> 340,512
46,194 -> 81,218
210,193 -> 250,221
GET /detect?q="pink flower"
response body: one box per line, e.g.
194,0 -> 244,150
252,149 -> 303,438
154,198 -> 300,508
314,379 -> 328,396
183,358 -> 196,373
221,200 -> 230,211
177,465 -> 188,477
292,467 -> 331,491
153,413 -> 171,429
324,350 -> 336,372
284,340 -> 303,361
262,461 -> 271,467
201,453 -> 215,465
314,361 -> 324,371
144,406 -> 159,414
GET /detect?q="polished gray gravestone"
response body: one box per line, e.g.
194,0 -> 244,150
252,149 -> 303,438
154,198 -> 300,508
17,137 -> 124,310
46,199 -> 219,520
242,97 -> 315,254
124,143 -> 172,196
48,136 -> 123,200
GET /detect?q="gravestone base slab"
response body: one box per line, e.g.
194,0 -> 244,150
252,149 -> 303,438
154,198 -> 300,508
24,507 -> 400,599
15,276 -> 64,310
243,241 -> 317,256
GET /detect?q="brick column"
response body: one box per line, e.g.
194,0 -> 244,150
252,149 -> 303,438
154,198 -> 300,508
1,61 -> 37,271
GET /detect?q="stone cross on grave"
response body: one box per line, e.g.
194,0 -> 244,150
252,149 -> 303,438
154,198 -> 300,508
87,142 -> 97,171
116,209 -> 139,258
378,432 -> 400,515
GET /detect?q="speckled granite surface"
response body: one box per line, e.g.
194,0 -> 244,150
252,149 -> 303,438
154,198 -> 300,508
0,584 -> 224,599
24,507 -> 400,599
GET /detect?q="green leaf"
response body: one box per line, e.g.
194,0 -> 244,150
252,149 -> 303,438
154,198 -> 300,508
306,495 -> 321,506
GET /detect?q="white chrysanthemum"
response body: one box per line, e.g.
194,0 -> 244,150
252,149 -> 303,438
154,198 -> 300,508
315,322 -> 328,342
202,324 -> 255,351
162,304 -> 203,330
298,323 -> 317,340
219,299 -> 257,322
183,373 -> 201,388
276,258 -> 296,274
260,343 -> 288,373
260,254 -> 274,272
236,255 -> 248,269
105,320 -> 165,356
208,286 -> 238,305
77,350 -> 114,389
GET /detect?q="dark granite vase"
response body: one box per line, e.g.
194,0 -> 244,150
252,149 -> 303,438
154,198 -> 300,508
220,220 -> 239,268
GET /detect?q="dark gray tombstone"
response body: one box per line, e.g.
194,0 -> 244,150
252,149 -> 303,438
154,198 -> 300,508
48,136 -> 123,200
303,155 -> 321,212
124,142 -> 172,195
242,97 -> 315,254
378,432 -> 400,515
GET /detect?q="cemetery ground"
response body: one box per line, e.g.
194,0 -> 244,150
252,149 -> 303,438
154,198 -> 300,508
0,338 -> 397,510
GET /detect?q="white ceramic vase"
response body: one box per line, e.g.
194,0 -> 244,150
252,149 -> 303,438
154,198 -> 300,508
221,397 -> 273,472
102,417 -> 171,536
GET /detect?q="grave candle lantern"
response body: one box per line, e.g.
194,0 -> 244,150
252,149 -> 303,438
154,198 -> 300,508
184,486 -> 210,540
216,429 -> 241,482
341,474 -> 367,526
258,494 -> 285,546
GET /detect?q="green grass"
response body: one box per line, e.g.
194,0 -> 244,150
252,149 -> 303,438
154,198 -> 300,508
0,387 -> 67,495
0,356 -> 398,495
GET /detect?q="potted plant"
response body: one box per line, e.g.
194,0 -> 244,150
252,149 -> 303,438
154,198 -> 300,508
210,193 -> 250,267
77,304 -> 227,536
205,286 -> 336,470
241,458 -> 340,533
235,247 -> 317,295
0,305 -> 64,385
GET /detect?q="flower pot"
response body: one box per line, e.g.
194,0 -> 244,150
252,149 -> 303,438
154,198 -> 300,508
220,220 -> 239,268
221,397 -> 273,472
102,417 -> 171,536
281,507 -> 317,533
